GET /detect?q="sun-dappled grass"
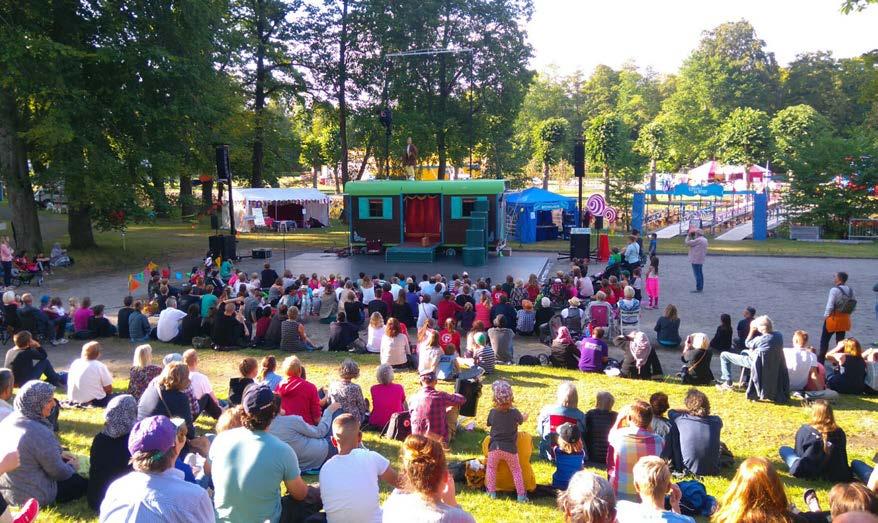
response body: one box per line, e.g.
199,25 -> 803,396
29,342 -> 878,523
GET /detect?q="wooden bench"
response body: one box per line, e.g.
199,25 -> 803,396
790,225 -> 820,240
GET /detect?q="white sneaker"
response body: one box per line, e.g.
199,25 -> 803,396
50,339 -> 60,346
58,338 -> 69,344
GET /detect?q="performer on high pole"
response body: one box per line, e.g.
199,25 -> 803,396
403,137 -> 418,179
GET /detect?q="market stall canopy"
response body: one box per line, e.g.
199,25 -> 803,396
225,187 -> 331,232
230,187 -> 331,204
505,187 -> 576,243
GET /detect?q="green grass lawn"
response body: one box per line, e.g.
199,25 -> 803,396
34,344 -> 878,523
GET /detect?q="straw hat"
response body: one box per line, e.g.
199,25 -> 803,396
568,297 -> 581,307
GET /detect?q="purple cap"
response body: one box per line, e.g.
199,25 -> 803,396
243,384 -> 275,414
128,415 -> 176,455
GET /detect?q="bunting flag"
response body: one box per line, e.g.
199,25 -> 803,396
185,272 -> 192,279
175,272 -> 183,281
146,261 -> 159,272
134,272 -> 145,282
215,256 -> 222,268
128,274 -> 140,292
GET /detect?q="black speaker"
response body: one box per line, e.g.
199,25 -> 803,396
595,216 -> 604,230
570,231 -> 591,260
209,234 -> 236,260
215,145 -> 231,181
573,142 -> 585,178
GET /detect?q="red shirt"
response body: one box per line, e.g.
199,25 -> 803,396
491,291 -> 508,305
369,383 -> 406,428
437,300 -> 463,327
438,330 -> 461,353
276,376 -> 321,425
255,316 -> 271,338
381,291 -> 395,311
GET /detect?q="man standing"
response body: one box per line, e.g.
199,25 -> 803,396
623,235 -> 641,272
99,415 -> 214,522
819,272 -> 854,363
402,137 -> 418,179
684,229 -> 708,293
210,384 -> 318,523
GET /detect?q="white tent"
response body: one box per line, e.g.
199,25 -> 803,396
224,187 -> 331,232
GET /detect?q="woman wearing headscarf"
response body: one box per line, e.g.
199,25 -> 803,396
0,381 -> 88,507
551,326 -> 580,369
619,331 -> 663,379
87,395 -> 137,510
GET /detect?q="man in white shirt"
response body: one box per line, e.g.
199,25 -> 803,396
156,298 -> 187,343
182,349 -> 222,419
783,331 -> 819,391
389,278 -> 403,301
100,415 -> 214,522
67,341 -> 113,407
320,413 -> 398,523
0,368 -> 13,422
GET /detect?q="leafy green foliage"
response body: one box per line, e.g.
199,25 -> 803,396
716,107 -> 772,166
532,117 -> 568,188
585,114 -> 627,201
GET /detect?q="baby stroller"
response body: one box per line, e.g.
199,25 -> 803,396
12,256 -> 44,287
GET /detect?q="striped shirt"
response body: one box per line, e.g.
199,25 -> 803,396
475,346 -> 496,374
607,426 -> 664,501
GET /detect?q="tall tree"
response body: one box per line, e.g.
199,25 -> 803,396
635,119 -> 667,201
585,114 -> 626,201
657,20 -> 779,166
376,0 -> 534,179
531,118 -> 568,189
716,107 -> 772,171
229,0 -> 307,188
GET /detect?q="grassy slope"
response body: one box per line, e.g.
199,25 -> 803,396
39,345 -> 878,523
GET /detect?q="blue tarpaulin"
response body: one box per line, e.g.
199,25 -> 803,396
506,187 -> 577,243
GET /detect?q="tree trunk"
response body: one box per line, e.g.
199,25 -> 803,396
68,205 -> 96,249
0,87 -> 43,253
337,0 -> 349,186
179,173 -> 194,219
201,179 -> 213,210
649,158 -> 658,203
150,171 -> 168,217
332,165 -> 340,194
603,166 -> 610,202
436,53 -> 448,180
250,4 -> 266,188
356,137 -> 373,181
542,161 -> 549,190
311,166 -> 318,188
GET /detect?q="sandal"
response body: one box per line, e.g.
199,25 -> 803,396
803,488 -> 820,513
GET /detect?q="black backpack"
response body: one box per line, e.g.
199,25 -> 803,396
836,286 -> 857,314
381,411 -> 411,441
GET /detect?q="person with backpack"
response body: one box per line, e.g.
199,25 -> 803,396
819,272 -> 856,363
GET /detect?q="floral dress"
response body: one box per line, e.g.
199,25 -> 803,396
127,365 -> 162,400
328,380 -> 369,425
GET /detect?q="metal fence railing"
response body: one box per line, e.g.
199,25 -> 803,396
848,218 -> 878,240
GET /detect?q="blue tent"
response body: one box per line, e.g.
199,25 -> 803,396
506,187 -> 577,243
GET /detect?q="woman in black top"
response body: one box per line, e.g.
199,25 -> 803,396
136,362 -> 195,439
825,338 -> 867,395
709,313 -> 733,353
328,311 -> 360,351
342,291 -> 363,326
179,304 -> 204,345
654,304 -> 682,348
681,332 -> 714,385
87,395 -> 137,510
392,290 -> 415,328
779,400 -> 850,483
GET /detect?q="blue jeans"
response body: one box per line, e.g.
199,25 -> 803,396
851,459 -> 874,483
779,446 -> 800,471
720,350 -> 753,384
691,263 -> 704,291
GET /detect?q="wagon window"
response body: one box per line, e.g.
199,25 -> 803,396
368,199 -> 384,218
461,198 -> 475,217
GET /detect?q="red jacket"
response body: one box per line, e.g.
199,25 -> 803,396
437,300 -> 463,327
276,376 -> 321,425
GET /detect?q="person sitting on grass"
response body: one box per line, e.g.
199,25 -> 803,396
552,422 -> 586,491
680,332 -> 714,385
212,302 -> 248,348
257,355 -> 283,391
578,327 -> 608,373
276,355 -> 322,426
0,381 -> 88,508
323,359 -> 369,426
417,329 -> 444,376
99,415 -> 213,522
72,296 -> 94,338
366,312 -> 384,353
557,471 -> 616,523
87,304 -> 118,338
801,482 -> 878,521
537,381 -> 587,460
4,331 -> 65,388
648,392 -> 671,438
619,331 -> 663,380
156,298 -> 186,343
663,388 -> 723,476
712,457 -> 803,523
410,371 -> 466,446
825,338 -> 868,395
717,315 -> 787,395
66,341 -> 114,407
269,397 -> 340,473
584,391 -> 617,466
369,365 -> 407,431
606,400 -> 664,501
211,385 -> 320,523
653,304 -> 682,348
328,311 -> 364,353
551,326 -> 579,369
615,456 -> 694,522
127,301 -> 152,343
488,314 -> 514,364
320,413 -> 400,522
381,434 -> 475,523
137,362 -> 197,444
380,318 -> 411,370
227,357 -> 257,407
779,400 -> 851,483
280,306 -> 321,352
785,330 -> 821,393
87,395 -> 137,511
127,344 -> 161,401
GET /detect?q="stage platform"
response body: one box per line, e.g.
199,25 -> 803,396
284,251 -> 553,283
385,242 -> 439,263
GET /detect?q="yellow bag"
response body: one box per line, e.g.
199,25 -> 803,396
826,311 -> 850,333
480,432 -> 537,492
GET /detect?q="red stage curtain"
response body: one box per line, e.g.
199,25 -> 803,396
404,196 -> 440,242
